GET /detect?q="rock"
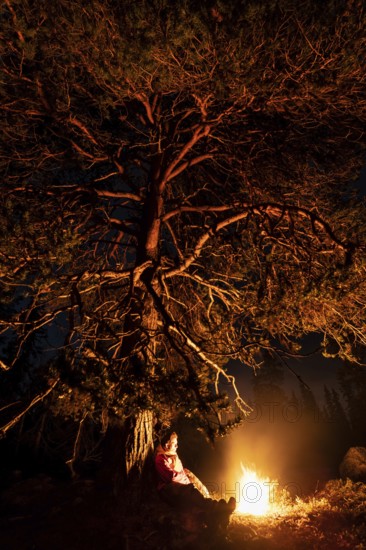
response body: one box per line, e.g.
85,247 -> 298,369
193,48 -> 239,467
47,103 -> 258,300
339,447 -> 366,482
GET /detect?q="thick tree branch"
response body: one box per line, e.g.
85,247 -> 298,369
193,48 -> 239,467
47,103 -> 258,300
168,324 -> 252,416
135,93 -> 156,125
0,359 -> 10,371
142,277 -> 252,416
163,211 -> 252,278
163,201 -> 351,279
94,189 -> 142,202
162,125 -> 211,182
167,153 -> 213,181
163,204 -> 234,222
0,378 -> 59,438
4,0 -> 25,43
68,116 -> 99,145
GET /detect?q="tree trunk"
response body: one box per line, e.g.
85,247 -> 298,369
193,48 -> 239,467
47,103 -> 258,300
97,157 -> 164,497
124,409 -> 154,478
97,294 -> 158,497
121,291 -> 158,493
96,410 -> 154,499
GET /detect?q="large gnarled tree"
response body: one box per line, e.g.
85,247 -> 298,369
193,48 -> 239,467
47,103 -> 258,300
1,0 -> 366,488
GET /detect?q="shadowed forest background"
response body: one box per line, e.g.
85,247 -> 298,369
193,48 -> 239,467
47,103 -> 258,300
1,352 -> 365,487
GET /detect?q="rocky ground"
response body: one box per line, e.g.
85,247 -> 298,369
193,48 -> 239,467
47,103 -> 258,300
0,475 -> 365,550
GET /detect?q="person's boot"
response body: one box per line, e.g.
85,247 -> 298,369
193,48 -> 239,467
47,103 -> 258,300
220,497 -> 236,530
209,497 -> 236,533
227,497 -> 236,513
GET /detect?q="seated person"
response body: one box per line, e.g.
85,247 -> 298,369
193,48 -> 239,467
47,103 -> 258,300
154,431 -> 235,528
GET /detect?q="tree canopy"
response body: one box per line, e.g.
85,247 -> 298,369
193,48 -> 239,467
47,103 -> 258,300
1,0 -> 366,481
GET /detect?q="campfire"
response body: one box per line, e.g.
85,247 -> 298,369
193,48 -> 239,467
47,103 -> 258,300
236,463 -> 278,516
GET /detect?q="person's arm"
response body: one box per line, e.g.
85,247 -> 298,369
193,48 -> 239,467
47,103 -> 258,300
155,454 -> 190,484
184,468 -> 210,497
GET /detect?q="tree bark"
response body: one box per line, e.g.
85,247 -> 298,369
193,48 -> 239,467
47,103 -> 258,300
124,409 -> 154,483
97,410 -> 155,496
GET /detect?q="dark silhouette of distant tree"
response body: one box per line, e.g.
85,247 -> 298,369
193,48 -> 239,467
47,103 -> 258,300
1,0 -> 366,490
337,362 -> 366,446
251,350 -> 288,408
323,385 -> 352,470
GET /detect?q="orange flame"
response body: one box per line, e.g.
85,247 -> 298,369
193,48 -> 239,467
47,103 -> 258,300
236,463 -> 278,516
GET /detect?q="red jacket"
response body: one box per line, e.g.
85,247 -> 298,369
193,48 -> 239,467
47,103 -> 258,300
155,445 -> 191,490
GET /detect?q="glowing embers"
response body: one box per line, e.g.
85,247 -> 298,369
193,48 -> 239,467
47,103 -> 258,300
236,463 -> 277,516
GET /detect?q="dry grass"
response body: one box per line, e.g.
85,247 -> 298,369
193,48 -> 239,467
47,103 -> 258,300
226,479 -> 366,550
